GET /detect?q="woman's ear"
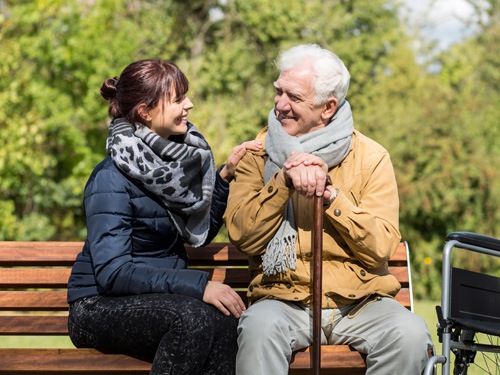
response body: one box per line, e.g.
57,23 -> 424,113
321,97 -> 339,121
137,103 -> 152,122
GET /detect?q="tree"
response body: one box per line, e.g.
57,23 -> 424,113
1,0 -> 496,298
0,0 -> 409,240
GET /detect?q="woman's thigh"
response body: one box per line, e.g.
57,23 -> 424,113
68,293 -> 219,356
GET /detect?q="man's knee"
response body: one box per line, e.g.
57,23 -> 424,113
237,301 -> 291,345
383,313 -> 432,355
239,309 -> 283,338
236,301 -> 296,375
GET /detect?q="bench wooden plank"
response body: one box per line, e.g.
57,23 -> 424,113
0,268 -> 251,288
0,316 -> 68,335
0,241 -> 407,265
0,289 -> 246,311
0,348 -> 151,373
0,266 -> 408,289
0,268 -> 71,287
0,288 -> 411,312
0,347 -> 364,374
0,242 -> 247,265
0,290 -> 68,311
290,346 -> 365,375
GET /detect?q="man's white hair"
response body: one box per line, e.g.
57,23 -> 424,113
276,44 -> 350,105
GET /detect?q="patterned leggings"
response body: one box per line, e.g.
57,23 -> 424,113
68,293 -> 238,375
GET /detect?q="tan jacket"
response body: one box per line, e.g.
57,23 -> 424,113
225,129 -> 402,308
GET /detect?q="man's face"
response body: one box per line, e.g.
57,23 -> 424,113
273,64 -> 325,137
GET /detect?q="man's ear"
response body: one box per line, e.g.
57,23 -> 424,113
321,97 -> 339,121
137,103 -> 151,122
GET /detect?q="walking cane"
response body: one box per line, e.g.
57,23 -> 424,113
312,195 -> 323,375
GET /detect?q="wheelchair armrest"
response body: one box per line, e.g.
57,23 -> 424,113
447,231 -> 500,252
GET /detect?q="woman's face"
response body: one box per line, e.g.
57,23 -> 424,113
148,91 -> 193,138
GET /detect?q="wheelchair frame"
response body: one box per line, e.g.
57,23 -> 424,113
424,231 -> 500,375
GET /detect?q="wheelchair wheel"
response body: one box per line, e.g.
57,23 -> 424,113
453,329 -> 500,375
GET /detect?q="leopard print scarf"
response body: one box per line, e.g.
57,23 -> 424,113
107,118 -> 215,247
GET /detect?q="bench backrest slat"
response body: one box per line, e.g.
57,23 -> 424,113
0,242 -> 407,265
0,287 -> 410,313
0,316 -> 68,335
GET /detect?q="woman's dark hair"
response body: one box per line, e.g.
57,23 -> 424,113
100,59 -> 189,123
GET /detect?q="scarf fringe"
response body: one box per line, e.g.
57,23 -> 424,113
262,234 -> 297,276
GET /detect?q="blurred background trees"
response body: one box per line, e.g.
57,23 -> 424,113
0,0 -> 498,298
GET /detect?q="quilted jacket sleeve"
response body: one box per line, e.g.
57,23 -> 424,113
202,167 -> 230,245
84,167 -> 209,300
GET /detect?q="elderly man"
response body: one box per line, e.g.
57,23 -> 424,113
225,44 -> 433,375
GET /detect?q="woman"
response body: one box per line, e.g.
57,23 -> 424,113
67,59 -> 261,375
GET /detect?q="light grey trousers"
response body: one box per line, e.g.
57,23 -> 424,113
236,297 -> 433,375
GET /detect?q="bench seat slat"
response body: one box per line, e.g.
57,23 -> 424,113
0,347 -> 365,374
291,346 -> 365,375
0,348 -> 151,373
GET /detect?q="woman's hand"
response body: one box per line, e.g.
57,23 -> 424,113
219,140 -> 262,182
203,281 -> 246,318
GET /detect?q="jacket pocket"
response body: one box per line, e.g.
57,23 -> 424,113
346,262 -> 378,282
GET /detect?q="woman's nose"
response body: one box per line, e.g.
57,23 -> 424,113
184,97 -> 194,110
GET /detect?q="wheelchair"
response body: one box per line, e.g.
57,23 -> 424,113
424,232 -> 500,375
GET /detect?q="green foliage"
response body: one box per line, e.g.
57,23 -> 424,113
0,0 -> 497,297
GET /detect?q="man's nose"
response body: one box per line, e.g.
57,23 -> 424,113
275,94 -> 291,112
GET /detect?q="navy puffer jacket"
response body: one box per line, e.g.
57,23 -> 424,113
67,157 -> 229,304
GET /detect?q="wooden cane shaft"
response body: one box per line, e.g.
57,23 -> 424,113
312,196 -> 323,375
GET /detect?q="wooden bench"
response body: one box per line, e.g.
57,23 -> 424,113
0,241 -> 413,374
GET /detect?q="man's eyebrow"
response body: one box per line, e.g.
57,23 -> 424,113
273,82 -> 304,99
287,88 -> 304,98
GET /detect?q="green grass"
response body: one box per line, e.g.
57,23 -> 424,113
414,299 -> 441,349
414,300 -> 497,375
0,335 -> 74,348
